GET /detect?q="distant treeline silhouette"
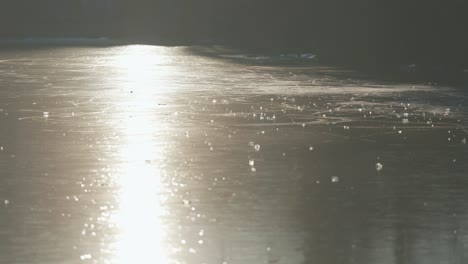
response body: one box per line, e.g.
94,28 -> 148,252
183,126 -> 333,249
1,0 -> 467,67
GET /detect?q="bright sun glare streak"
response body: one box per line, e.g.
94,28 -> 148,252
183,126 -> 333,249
110,45 -> 169,264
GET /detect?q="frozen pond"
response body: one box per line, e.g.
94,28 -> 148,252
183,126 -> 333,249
0,45 -> 467,264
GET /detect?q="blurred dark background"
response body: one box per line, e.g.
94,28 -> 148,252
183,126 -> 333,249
1,0 -> 467,69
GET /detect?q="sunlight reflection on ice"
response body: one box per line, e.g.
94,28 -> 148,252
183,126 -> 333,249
111,160 -> 167,264
113,45 -> 170,98
109,45 -> 170,264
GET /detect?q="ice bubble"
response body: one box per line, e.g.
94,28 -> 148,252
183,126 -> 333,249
376,163 -> 383,171
254,144 -> 261,151
80,254 -> 92,260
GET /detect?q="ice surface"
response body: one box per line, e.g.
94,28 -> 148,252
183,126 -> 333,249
0,45 -> 466,264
